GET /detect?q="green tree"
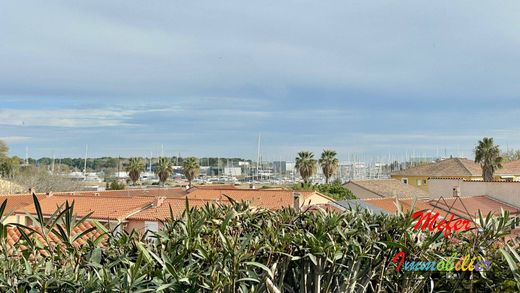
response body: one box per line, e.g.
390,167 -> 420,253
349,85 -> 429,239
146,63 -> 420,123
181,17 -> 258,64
155,157 -> 172,186
109,180 -> 125,190
295,151 -> 317,185
501,149 -> 520,163
0,140 -> 8,158
182,157 -> 200,188
319,150 -> 339,184
475,137 -> 503,181
126,157 -> 144,185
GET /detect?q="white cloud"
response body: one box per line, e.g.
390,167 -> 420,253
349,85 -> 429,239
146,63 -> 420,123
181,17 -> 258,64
0,136 -> 31,142
0,107 -> 172,128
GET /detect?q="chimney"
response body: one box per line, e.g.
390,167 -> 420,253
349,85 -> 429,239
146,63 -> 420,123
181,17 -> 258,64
29,187 -> 35,194
293,192 -> 301,212
452,186 -> 461,197
153,196 -> 166,208
250,183 -> 255,189
46,192 -> 53,197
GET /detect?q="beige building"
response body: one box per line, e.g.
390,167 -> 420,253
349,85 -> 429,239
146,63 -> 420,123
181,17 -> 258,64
390,158 -> 483,192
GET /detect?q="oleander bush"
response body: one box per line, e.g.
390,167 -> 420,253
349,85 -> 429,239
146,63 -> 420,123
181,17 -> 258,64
0,195 -> 519,292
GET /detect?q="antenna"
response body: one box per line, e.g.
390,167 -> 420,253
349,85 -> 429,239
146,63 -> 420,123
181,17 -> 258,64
84,145 -> 88,176
51,151 -> 55,174
256,133 -> 261,181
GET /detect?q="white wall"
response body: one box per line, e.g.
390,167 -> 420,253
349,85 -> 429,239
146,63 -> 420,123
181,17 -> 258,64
429,179 -> 520,208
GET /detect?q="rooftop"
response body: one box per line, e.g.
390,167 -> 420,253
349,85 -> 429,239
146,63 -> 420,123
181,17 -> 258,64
128,198 -> 230,221
428,196 -> 520,218
16,195 -> 154,221
497,159 -> 520,176
338,195 -> 520,218
391,158 -> 482,177
0,194 -> 44,214
187,189 -> 324,210
345,179 -> 429,198
6,221 -> 103,252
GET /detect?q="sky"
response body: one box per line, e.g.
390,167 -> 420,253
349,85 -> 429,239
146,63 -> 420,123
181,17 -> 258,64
1,1 -> 520,161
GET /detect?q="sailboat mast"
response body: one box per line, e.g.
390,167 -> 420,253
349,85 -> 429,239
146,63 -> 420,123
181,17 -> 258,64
256,133 -> 261,181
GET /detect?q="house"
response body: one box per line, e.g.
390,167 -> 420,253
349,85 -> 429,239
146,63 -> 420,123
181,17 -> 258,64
338,197 -> 432,214
344,179 -> 428,199
390,158 -> 483,191
338,195 -> 520,220
14,194 -> 156,230
12,186 -> 339,235
0,194 -> 44,224
186,188 -> 336,210
126,197 -> 229,235
4,221 -> 103,254
495,159 -> 520,181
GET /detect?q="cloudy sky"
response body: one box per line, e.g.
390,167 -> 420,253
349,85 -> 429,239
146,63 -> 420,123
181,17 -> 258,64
1,1 -> 520,160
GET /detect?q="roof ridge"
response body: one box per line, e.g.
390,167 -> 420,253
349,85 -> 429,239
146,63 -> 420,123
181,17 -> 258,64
454,158 -> 476,176
350,181 -> 386,198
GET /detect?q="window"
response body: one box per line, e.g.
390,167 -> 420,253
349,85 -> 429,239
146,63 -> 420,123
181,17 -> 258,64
423,180 -> 427,185
416,179 -> 422,186
401,178 -> 408,184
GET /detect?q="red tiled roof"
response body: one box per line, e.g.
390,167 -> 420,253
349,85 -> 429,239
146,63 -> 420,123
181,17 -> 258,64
52,188 -> 187,198
391,158 -> 482,177
6,221 -> 103,252
128,198 -> 230,221
16,195 -> 154,221
187,189 -> 323,210
346,179 -> 429,198
362,197 -> 433,214
357,195 -> 520,218
428,196 -> 520,218
0,194 -> 44,214
188,184 -> 237,191
497,160 -> 520,175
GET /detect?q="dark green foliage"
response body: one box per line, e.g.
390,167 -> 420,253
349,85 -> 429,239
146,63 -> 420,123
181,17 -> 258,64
108,180 -> 125,190
315,183 -> 355,200
0,196 -> 519,292
292,183 -> 356,200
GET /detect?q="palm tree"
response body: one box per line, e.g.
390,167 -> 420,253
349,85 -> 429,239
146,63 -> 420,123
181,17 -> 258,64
319,150 -> 339,184
295,151 -> 317,185
183,157 -> 200,188
126,157 -> 144,185
155,157 -> 173,186
474,137 -> 503,182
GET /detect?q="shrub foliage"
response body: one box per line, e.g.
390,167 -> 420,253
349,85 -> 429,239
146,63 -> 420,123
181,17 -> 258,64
0,196 -> 519,292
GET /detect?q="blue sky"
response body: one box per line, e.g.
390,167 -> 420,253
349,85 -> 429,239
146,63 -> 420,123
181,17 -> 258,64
1,1 -> 520,160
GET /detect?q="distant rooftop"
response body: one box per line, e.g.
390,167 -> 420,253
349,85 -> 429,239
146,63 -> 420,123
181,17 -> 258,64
345,179 -> 428,198
391,158 -> 482,177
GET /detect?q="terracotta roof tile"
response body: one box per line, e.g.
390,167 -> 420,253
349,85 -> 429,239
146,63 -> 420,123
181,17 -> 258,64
391,158 -> 482,177
497,160 -> 520,176
344,196 -> 520,218
187,189 -> 324,210
346,179 -> 429,198
188,185 -> 237,191
5,221 -> 104,253
128,198 -> 230,221
52,188 -> 187,198
16,195 -> 154,221
0,194 -> 44,214
359,197 -> 432,214
428,196 -> 520,218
